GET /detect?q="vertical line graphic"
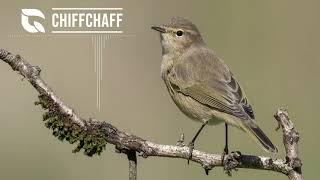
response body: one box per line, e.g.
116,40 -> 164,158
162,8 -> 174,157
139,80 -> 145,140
99,35 -> 101,110
92,35 -> 107,111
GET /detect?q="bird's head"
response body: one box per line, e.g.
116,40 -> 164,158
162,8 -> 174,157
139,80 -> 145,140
152,17 -> 204,54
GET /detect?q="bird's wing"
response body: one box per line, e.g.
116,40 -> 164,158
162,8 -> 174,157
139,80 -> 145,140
168,47 -> 255,120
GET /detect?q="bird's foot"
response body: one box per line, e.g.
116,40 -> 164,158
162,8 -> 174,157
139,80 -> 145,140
223,151 -> 242,176
187,141 -> 194,164
221,146 -> 229,162
176,133 -> 185,147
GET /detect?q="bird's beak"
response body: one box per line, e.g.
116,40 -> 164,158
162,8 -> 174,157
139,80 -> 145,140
151,26 -> 166,33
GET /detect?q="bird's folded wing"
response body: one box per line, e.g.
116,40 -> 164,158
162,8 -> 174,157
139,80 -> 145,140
168,47 -> 255,120
180,83 -> 252,120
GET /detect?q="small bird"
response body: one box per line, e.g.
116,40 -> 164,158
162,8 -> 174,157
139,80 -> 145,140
151,17 -> 277,159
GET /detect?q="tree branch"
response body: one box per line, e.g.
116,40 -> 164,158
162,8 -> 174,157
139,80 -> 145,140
275,110 -> 303,180
0,49 -> 303,179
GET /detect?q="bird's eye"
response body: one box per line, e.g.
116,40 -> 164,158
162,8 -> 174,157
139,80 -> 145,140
176,30 -> 184,36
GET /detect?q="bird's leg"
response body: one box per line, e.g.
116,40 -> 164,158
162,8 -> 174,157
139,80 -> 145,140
221,123 -> 242,175
187,120 -> 208,164
224,123 -> 229,154
222,123 -> 229,163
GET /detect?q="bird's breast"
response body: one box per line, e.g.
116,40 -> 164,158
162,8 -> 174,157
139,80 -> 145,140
160,54 -> 174,77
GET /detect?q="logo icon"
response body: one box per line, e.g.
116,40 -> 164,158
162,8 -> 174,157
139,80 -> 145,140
21,9 -> 46,33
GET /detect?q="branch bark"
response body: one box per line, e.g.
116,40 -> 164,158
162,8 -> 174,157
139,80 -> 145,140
275,110 -> 303,180
0,49 -> 303,180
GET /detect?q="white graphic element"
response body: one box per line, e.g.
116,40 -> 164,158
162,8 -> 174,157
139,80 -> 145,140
21,9 -> 46,33
51,8 -> 123,34
52,31 -> 122,34
92,35 -> 108,111
52,8 -> 123,10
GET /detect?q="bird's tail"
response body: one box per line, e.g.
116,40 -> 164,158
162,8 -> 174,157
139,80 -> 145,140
240,121 -> 278,153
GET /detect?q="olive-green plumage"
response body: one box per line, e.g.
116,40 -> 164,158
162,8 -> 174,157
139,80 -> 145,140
152,17 -> 277,153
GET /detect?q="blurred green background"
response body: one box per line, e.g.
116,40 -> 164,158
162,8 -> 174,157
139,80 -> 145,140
0,0 -> 318,179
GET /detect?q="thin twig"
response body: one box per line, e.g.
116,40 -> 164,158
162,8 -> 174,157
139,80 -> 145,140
127,150 -> 137,180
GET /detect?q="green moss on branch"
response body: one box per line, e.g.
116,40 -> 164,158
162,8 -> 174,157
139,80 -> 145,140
35,94 -> 107,156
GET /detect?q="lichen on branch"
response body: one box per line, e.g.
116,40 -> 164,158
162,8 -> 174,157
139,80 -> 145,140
35,94 -> 107,156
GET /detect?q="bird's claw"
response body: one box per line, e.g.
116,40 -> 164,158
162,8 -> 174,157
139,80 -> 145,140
221,147 -> 229,163
187,141 -> 194,164
223,151 -> 242,176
